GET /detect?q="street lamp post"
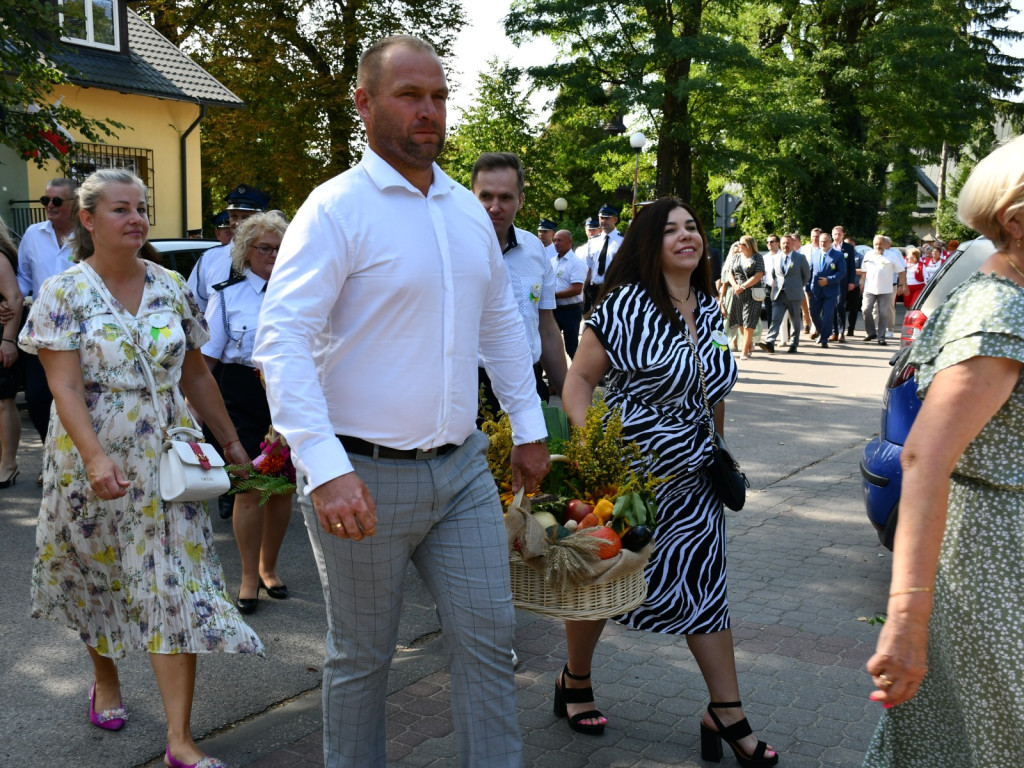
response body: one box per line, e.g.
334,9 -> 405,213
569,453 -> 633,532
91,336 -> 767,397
630,132 -> 647,217
554,197 -> 567,219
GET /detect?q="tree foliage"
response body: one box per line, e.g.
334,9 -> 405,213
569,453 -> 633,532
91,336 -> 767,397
0,0 -> 121,167
507,0 -> 1024,243
133,0 -> 466,216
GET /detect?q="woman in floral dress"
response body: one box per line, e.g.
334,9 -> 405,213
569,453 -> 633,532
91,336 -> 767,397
863,135 -> 1024,767
19,169 -> 262,768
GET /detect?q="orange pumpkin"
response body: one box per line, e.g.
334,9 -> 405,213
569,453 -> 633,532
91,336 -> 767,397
585,526 -> 622,559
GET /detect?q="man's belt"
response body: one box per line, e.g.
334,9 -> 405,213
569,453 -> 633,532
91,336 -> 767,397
337,435 -> 458,461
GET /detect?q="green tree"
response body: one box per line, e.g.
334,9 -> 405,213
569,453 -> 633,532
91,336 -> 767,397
0,0 -> 120,166
133,0 -> 465,215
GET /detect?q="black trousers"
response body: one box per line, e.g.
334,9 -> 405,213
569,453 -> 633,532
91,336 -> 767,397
24,353 -> 53,440
552,304 -> 584,358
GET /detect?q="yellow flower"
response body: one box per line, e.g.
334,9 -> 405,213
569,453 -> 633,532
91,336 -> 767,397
92,546 -> 116,566
147,631 -> 163,653
184,542 -> 203,563
57,433 -> 74,453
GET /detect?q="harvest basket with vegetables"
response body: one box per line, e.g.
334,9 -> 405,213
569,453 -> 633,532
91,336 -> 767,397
483,399 -> 665,620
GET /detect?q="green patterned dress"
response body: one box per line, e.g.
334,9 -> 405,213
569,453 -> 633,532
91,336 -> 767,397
19,261 -> 263,659
863,272 -> 1024,766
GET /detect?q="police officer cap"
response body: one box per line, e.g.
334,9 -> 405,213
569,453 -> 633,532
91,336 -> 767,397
213,211 -> 230,229
585,217 -> 600,229
225,184 -> 269,212
538,218 -> 557,232
598,204 -> 619,218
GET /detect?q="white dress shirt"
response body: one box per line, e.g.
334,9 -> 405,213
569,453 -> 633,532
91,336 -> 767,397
16,221 -> 74,297
186,242 -> 233,312
202,269 -> 266,366
860,252 -> 897,295
498,227 -> 556,364
586,232 -> 620,286
253,149 -> 546,491
552,251 -> 587,306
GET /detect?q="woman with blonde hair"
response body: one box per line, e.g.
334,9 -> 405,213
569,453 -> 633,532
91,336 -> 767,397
729,235 -> 765,359
19,169 -> 261,768
203,212 -> 293,614
863,134 -> 1024,767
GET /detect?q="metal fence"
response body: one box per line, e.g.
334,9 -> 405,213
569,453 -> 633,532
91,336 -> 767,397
6,143 -> 156,238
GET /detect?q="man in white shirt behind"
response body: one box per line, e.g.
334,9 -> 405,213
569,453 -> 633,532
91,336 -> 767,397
15,177 -> 77,442
253,35 -> 549,768
471,151 -> 566,406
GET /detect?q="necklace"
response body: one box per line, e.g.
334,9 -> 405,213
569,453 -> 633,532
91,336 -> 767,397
1006,253 -> 1024,283
669,284 -> 693,304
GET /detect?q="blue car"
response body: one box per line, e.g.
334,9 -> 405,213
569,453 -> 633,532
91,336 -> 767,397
859,238 -> 993,549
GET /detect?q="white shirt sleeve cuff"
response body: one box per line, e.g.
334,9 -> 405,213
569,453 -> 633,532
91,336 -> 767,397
508,405 -> 548,445
297,435 -> 355,495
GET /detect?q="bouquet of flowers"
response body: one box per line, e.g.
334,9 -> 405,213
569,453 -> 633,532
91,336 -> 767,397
226,427 -> 297,505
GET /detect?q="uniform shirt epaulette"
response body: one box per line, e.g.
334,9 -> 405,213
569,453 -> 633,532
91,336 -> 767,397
211,270 -> 245,292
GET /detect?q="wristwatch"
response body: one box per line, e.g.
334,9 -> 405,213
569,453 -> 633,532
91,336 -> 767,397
518,438 -> 548,446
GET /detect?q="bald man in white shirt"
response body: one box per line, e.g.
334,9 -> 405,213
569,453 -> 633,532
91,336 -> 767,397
254,35 -> 548,768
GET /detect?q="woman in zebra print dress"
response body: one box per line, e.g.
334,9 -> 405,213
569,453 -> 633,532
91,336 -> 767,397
559,198 -> 778,767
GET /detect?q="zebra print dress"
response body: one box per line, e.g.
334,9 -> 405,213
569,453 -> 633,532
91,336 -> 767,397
587,284 -> 738,634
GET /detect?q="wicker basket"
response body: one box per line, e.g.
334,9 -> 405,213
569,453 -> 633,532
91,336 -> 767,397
508,551 -> 648,621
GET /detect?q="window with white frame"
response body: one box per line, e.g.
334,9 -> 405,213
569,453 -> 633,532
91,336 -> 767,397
59,0 -> 120,51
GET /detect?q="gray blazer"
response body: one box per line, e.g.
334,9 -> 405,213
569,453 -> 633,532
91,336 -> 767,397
771,250 -> 811,301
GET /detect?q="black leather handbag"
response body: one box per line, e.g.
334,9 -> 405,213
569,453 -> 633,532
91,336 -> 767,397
707,433 -> 749,511
683,330 -> 749,511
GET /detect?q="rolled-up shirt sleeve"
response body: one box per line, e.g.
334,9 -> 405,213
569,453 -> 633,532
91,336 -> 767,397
254,199 -> 354,492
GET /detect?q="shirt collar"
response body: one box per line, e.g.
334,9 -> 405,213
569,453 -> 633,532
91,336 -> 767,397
503,226 -> 519,255
360,147 -> 455,199
244,268 -> 268,293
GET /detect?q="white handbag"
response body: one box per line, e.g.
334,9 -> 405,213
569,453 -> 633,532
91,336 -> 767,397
80,263 -> 231,503
159,427 -> 231,502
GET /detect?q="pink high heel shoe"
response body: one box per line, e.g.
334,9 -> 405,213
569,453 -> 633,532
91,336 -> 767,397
88,682 -> 127,731
164,745 -> 228,768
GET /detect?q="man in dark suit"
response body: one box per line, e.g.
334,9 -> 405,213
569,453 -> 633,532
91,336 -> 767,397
806,230 -> 847,348
759,234 -> 811,353
830,225 -> 858,341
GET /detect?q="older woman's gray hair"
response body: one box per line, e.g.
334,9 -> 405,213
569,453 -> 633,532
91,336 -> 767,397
230,212 -> 288,274
958,134 -> 1024,249
71,170 -> 148,263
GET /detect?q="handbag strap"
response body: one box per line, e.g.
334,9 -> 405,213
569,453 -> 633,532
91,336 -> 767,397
681,326 -> 717,445
79,262 -> 169,434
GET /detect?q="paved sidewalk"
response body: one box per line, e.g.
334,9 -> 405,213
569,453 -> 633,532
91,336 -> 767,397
180,441 -> 891,768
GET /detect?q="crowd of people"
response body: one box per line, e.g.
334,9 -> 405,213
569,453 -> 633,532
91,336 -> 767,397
1,31 -> 1021,768
711,228 -> 960,359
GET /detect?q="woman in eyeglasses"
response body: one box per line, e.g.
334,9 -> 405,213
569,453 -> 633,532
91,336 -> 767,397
202,212 -> 293,615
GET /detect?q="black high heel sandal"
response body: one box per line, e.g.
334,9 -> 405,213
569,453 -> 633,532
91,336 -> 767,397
553,665 -> 606,735
700,701 -> 778,767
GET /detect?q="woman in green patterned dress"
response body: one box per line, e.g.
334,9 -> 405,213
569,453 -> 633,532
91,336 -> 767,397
863,134 -> 1024,767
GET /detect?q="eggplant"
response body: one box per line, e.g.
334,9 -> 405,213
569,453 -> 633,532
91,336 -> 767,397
620,525 -> 654,551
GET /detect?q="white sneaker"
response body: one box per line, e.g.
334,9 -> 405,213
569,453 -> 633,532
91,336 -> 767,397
511,648 -> 520,668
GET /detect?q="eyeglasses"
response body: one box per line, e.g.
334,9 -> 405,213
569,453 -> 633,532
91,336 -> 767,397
40,196 -> 64,207
767,239 -> 778,244
251,244 -> 280,256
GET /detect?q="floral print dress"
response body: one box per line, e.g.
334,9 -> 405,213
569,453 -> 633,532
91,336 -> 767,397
863,272 -> 1024,767
19,260 -> 263,659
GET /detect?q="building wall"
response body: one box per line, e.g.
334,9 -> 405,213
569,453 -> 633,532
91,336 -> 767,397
22,86 -> 204,238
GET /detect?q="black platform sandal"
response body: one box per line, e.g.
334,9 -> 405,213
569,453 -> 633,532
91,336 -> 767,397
553,665 -> 606,735
700,701 -> 778,767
